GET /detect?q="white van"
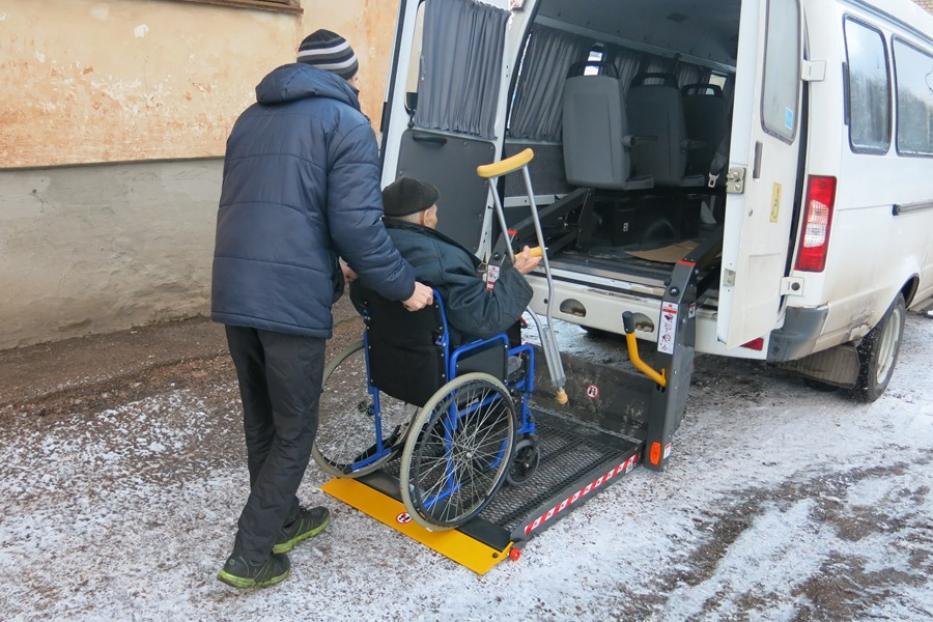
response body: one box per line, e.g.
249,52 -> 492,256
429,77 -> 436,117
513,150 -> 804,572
379,0 -> 933,402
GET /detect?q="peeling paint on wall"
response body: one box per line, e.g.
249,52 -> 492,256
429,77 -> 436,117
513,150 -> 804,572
0,0 -> 401,168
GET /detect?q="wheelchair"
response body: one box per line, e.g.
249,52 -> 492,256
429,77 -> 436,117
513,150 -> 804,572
312,285 -> 540,531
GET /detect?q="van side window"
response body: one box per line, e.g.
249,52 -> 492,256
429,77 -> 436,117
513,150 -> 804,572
893,38 -> 933,157
844,19 -> 891,154
761,0 -> 800,143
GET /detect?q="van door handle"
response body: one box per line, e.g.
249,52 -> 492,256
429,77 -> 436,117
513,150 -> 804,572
752,141 -> 763,179
411,133 -> 448,145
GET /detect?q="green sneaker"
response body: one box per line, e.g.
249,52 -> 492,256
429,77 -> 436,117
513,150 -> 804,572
273,506 -> 331,554
217,553 -> 290,589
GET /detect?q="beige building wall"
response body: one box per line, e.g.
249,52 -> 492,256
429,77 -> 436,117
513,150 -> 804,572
0,0 -> 400,168
0,0 -> 400,349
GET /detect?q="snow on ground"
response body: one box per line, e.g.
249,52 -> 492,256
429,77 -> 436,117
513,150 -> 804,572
1,317 -> 931,621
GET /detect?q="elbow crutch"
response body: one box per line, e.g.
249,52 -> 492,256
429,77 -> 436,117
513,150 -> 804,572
476,149 -> 568,405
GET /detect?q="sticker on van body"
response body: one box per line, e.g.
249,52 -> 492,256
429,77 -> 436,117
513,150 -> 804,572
770,183 -> 783,224
658,302 -> 678,355
784,108 -> 795,131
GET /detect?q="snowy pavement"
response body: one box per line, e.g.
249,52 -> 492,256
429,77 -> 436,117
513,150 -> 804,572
1,315 -> 931,621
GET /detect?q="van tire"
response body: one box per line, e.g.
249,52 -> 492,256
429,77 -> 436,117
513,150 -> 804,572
852,294 -> 906,403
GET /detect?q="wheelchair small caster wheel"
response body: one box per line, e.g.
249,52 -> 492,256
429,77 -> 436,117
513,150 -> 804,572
507,439 -> 539,486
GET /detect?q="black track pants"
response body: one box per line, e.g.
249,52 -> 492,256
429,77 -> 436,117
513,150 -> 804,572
224,326 -> 325,562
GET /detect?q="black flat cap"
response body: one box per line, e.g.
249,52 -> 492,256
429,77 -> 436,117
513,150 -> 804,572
382,177 -> 440,218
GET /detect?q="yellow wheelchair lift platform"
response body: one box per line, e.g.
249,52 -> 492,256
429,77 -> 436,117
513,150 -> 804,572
322,408 -> 644,576
322,477 -> 513,575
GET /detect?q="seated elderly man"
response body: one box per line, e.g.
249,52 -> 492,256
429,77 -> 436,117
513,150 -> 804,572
363,176 -> 541,344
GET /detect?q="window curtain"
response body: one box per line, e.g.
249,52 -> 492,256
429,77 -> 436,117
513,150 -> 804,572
508,26 -> 593,142
676,63 -> 712,88
643,55 -> 674,76
631,54 -> 711,89
414,0 -> 510,139
611,47 -> 644,97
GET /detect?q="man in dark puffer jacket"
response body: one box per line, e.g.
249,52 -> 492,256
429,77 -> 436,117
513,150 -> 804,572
212,30 -> 433,589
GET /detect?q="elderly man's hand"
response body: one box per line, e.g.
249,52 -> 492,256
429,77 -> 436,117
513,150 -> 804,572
403,282 -> 434,311
513,246 -> 543,275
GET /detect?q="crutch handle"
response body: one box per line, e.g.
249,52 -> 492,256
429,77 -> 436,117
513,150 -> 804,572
477,148 -> 535,179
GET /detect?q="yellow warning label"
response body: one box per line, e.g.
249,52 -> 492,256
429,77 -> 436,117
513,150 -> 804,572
770,183 -> 782,223
321,478 -> 512,575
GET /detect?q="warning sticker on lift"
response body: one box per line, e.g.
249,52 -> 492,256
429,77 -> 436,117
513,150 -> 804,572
658,303 -> 678,355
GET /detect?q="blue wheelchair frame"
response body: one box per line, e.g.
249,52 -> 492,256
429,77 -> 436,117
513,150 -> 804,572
351,290 -> 537,482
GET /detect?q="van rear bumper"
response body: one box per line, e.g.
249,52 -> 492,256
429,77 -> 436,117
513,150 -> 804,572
526,276 -> 768,361
766,305 -> 830,363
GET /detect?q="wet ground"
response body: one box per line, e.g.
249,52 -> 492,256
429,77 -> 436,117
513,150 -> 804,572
1,302 -> 931,621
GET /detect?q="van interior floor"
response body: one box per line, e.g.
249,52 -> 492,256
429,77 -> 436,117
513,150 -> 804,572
552,224 -> 722,285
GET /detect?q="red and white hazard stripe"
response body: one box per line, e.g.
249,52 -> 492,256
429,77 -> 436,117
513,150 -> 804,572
523,453 -> 640,536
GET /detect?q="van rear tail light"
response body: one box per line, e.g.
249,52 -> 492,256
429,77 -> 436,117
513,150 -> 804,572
795,176 -> 837,273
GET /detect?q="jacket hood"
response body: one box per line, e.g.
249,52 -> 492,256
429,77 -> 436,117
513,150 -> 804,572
255,63 -> 360,109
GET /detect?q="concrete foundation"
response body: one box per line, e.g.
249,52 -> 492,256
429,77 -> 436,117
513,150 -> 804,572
0,159 -> 222,349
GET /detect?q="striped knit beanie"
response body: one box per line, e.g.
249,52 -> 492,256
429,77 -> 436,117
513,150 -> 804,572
297,30 -> 359,81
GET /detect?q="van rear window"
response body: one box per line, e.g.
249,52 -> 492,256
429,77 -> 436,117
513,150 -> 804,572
844,18 -> 891,154
893,38 -> 933,157
761,0 -> 801,143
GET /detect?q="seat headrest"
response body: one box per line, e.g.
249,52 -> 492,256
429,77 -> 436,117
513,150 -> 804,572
682,83 -> 724,98
631,72 -> 679,89
567,60 -> 620,79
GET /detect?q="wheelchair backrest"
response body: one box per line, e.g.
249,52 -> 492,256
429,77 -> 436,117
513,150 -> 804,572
350,283 -> 510,407
351,283 -> 447,407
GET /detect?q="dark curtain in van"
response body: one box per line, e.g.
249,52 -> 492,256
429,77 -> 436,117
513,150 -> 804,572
414,0 -> 509,139
508,26 -> 593,142
611,47 -> 643,96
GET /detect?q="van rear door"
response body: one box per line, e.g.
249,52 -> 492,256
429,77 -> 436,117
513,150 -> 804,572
380,0 -> 530,255
718,0 -> 805,348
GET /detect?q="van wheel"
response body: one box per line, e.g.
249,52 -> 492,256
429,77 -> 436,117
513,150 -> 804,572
852,294 -> 906,403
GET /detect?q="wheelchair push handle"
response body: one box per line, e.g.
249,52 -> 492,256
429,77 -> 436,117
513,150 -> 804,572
477,148 -> 535,179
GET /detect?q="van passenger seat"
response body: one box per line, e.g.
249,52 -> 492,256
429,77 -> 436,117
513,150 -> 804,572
626,73 -> 706,188
561,75 -> 654,191
682,83 -> 727,176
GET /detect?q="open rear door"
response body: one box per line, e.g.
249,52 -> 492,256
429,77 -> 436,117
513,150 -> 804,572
381,0 -> 533,256
718,0 -> 805,348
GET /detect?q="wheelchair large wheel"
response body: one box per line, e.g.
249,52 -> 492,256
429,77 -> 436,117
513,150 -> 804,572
312,340 -> 417,478
400,373 -> 516,531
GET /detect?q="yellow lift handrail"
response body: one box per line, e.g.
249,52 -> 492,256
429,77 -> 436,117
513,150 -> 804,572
622,312 -> 667,388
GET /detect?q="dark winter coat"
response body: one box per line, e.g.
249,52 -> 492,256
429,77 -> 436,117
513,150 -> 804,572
212,64 -> 415,338
383,222 -> 533,342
